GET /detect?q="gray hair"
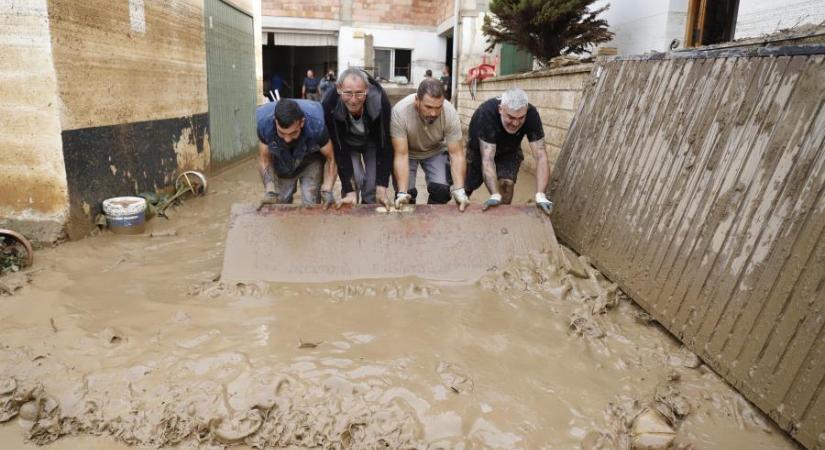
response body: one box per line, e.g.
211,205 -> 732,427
336,68 -> 369,88
500,88 -> 529,111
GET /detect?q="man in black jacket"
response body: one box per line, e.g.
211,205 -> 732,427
321,68 -> 395,208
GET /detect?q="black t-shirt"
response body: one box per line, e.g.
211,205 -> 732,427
303,77 -> 320,93
467,97 -> 544,158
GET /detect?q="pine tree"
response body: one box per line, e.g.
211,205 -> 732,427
482,0 -> 614,65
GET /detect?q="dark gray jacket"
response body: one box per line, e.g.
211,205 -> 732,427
321,72 -> 393,194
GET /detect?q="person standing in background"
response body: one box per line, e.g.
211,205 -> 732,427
440,66 -> 452,102
302,70 -> 321,101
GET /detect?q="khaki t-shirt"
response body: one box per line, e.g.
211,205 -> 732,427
390,93 -> 462,160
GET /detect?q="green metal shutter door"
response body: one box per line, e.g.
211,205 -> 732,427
499,43 -> 534,76
204,0 -> 257,169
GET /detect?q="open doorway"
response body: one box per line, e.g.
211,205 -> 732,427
262,45 -> 337,100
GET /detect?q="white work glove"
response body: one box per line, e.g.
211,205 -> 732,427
394,192 -> 412,209
257,191 -> 281,211
451,187 -> 470,212
482,193 -> 502,211
536,192 -> 554,216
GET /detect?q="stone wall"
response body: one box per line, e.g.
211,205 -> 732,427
455,64 -> 594,175
0,0 -> 69,242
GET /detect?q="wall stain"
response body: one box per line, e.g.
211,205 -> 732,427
61,113 -> 208,239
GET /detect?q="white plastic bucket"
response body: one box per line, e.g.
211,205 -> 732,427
102,196 -> 147,234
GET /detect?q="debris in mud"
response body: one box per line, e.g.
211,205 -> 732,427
100,327 -> 125,345
298,339 -> 323,349
570,310 -> 606,338
0,271 -> 30,296
634,310 -> 656,325
187,279 -> 269,298
667,347 -> 702,369
631,408 -> 676,450
587,375 -> 693,450
437,361 -> 474,394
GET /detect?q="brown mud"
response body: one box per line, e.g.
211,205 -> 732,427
0,163 -> 800,449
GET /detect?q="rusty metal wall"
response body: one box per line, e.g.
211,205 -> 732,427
550,46 -> 825,449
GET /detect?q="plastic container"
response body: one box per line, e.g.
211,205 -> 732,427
102,196 -> 147,235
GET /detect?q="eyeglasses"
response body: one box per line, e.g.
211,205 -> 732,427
338,90 -> 367,99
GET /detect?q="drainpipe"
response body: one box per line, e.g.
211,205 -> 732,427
451,0 -> 460,107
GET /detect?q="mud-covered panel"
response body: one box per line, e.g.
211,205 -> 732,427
62,113 -> 208,239
550,47 -> 825,449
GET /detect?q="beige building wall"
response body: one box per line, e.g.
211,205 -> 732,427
0,0 -> 69,242
455,64 -> 593,174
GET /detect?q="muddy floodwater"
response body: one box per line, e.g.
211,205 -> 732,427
0,163 -> 801,450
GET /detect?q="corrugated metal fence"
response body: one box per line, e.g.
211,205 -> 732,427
550,45 -> 825,449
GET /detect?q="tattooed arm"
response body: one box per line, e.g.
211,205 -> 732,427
480,138 -> 498,195
529,138 -> 550,195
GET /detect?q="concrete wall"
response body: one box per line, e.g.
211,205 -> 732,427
735,0 -> 825,39
455,64 -> 593,174
47,0 -> 213,239
551,48 -> 825,450
1,0 -> 262,241
591,0 -> 689,54
338,25 -> 447,84
0,0 -> 69,243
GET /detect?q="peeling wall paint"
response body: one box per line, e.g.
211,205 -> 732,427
0,0 -> 69,242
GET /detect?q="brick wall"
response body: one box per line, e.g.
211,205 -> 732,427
436,0 -> 454,26
353,0 -> 440,26
455,64 -> 594,174
262,0 -> 341,20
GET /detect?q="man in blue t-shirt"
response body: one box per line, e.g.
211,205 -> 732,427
302,70 -> 321,102
256,99 -> 337,208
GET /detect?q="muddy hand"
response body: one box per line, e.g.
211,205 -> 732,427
321,190 -> 335,210
394,192 -> 412,210
535,192 -> 553,216
451,188 -> 470,212
375,185 -> 392,210
482,193 -> 502,211
335,191 -> 358,209
257,191 -> 280,211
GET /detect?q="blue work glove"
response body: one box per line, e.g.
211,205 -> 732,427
482,193 -> 502,211
536,192 -> 554,216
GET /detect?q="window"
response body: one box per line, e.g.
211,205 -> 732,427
685,0 -> 740,47
373,48 -> 412,83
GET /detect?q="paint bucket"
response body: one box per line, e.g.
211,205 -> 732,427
102,196 -> 147,235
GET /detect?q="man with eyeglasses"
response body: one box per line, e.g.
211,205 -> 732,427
321,68 -> 394,208
390,78 -> 469,211
256,99 -> 337,208
465,87 -> 553,216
